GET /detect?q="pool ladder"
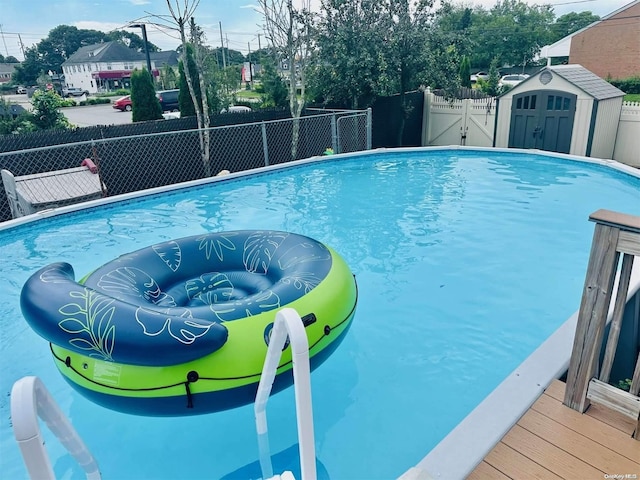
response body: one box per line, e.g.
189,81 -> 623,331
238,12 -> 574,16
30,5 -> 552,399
255,307 -> 317,480
11,307 -> 316,480
11,376 -> 101,480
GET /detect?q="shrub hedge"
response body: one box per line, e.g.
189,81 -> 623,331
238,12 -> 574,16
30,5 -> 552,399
609,76 -> 640,94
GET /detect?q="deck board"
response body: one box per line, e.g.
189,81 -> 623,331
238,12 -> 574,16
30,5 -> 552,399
530,392 -> 640,462
484,442 -> 562,480
466,380 -> 640,479
466,460 -> 511,480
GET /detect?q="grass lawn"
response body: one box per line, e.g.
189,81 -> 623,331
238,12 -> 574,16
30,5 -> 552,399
624,93 -> 640,102
236,90 -> 261,101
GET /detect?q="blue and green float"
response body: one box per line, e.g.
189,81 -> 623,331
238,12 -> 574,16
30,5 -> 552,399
21,230 -> 357,416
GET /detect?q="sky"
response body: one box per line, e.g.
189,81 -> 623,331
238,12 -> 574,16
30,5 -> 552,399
0,0 -> 634,61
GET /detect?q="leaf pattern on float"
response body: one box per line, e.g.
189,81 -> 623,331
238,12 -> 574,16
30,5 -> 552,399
135,307 -> 213,345
185,273 -> 234,305
197,232 -> 238,261
58,289 -> 115,361
278,242 -> 331,270
281,272 -> 322,294
153,241 -> 181,272
243,231 -> 288,274
210,289 -> 281,321
40,266 -> 72,284
97,267 -> 176,306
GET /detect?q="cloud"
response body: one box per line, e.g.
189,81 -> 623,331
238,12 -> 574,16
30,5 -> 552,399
128,0 -> 151,5
74,20 -> 127,33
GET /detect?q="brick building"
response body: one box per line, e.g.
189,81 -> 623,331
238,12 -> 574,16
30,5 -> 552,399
541,0 -> 640,80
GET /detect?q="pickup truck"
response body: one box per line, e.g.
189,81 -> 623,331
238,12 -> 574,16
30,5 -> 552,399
63,87 -> 89,97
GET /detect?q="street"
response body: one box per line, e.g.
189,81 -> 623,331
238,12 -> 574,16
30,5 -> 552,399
63,104 -> 132,127
1,93 -> 132,127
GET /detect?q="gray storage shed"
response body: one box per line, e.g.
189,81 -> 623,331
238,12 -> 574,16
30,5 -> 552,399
494,65 -> 625,159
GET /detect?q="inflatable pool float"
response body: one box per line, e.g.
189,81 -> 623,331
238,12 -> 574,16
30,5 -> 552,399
21,230 -> 357,416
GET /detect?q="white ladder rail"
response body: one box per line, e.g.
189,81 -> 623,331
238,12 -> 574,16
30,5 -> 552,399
11,376 -> 101,480
254,308 -> 317,480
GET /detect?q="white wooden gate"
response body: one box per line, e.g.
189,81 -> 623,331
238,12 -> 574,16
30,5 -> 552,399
423,91 -> 496,147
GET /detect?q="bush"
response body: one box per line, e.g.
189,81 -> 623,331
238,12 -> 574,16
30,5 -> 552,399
78,98 -> 112,106
131,68 -> 163,122
609,76 -> 640,94
96,89 -> 130,97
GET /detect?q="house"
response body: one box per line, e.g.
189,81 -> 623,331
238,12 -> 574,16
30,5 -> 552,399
61,42 -> 178,93
540,0 -> 640,79
0,63 -> 18,84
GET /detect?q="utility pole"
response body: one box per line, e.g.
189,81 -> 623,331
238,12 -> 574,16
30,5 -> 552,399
0,25 -> 9,56
219,21 -> 226,69
247,41 -> 253,89
129,23 -> 153,80
258,33 -> 261,52
18,34 -> 25,58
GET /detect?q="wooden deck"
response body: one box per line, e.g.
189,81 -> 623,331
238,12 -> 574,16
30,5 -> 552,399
467,379 -> 640,479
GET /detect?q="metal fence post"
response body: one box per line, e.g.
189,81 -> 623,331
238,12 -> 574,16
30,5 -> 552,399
261,122 -> 270,166
366,108 -> 372,150
331,114 -> 338,154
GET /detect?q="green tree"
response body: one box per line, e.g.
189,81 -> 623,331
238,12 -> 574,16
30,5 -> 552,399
178,44 -> 202,117
309,0 -> 391,108
107,31 -> 159,53
460,56 -> 472,88
550,11 -> 599,42
130,69 -> 163,122
469,0 -> 554,68
257,58 -> 288,108
478,57 -> 501,96
160,64 -> 178,90
3,55 -> 19,63
30,90 -> 72,130
0,98 -> 37,134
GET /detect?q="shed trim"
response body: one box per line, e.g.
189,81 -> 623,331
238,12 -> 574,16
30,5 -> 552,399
586,99 -> 599,157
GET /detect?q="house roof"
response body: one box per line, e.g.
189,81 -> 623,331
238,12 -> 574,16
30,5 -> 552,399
540,0 -> 640,58
150,50 -> 179,67
546,65 -> 625,100
0,63 -> 18,74
62,41 -> 146,65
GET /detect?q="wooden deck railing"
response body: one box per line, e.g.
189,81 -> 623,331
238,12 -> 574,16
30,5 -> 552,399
564,209 -> 640,439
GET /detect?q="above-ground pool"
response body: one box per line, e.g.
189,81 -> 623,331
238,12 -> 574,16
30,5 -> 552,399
1,147 -> 640,479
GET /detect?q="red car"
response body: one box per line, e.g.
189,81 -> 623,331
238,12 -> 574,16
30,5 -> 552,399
113,95 -> 132,112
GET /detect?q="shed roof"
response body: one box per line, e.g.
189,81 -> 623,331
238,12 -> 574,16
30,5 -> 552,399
546,65 -> 625,100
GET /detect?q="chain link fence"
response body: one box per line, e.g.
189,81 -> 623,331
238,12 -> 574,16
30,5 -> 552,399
0,109 -> 371,222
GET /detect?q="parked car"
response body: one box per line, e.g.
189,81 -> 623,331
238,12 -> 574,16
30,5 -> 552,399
156,89 -> 179,112
221,106 -> 252,113
15,85 -> 26,94
63,87 -> 89,97
498,74 -> 529,88
470,71 -> 490,83
113,95 -> 133,112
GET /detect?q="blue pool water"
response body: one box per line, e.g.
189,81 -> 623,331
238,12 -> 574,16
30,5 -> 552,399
1,148 -> 640,479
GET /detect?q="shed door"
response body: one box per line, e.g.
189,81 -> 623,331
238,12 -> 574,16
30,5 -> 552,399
508,90 -> 577,154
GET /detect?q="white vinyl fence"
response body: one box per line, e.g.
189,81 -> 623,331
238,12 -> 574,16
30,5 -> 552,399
422,91 -> 640,168
613,102 -> 640,167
